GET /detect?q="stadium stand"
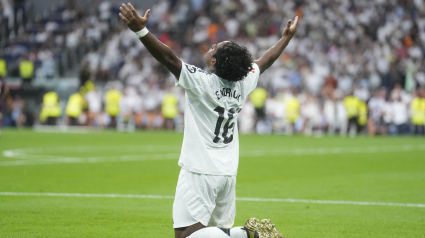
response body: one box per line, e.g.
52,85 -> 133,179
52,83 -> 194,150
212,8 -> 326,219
1,0 -> 425,135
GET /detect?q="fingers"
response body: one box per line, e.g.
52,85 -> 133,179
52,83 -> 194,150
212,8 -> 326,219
128,3 -> 139,16
120,5 -> 130,18
120,3 -> 133,20
286,19 -> 292,29
122,3 -> 131,13
143,9 -> 151,19
119,13 -> 129,24
293,16 -> 299,27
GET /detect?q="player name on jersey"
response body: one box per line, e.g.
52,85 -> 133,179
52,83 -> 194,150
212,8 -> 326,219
215,88 -> 241,101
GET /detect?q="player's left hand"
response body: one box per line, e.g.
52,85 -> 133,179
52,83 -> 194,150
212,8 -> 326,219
119,3 -> 150,32
282,16 -> 299,38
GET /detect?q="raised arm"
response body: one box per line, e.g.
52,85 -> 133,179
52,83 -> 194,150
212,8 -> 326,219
254,16 -> 299,75
119,3 -> 182,78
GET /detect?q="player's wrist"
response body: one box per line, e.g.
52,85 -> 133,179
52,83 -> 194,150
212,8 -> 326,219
281,32 -> 294,38
135,27 -> 149,38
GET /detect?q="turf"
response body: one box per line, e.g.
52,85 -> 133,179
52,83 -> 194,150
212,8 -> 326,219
0,129 -> 424,237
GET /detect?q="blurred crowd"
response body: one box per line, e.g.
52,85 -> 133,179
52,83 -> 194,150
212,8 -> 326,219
0,0 -> 118,80
1,0 -> 425,135
36,83 -> 182,131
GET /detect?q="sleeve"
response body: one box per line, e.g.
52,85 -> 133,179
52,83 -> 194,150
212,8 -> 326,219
175,60 -> 209,97
243,63 -> 260,95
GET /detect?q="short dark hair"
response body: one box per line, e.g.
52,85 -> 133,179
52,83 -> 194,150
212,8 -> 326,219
212,42 -> 253,81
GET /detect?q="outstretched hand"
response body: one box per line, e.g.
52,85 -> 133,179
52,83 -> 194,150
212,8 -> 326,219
119,3 -> 150,32
282,16 -> 299,38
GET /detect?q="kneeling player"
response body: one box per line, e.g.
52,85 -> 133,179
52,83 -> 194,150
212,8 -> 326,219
119,3 -> 298,237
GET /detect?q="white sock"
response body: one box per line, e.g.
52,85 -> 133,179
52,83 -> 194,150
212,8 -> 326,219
186,227 -> 248,238
230,227 -> 249,238
187,227 -> 230,238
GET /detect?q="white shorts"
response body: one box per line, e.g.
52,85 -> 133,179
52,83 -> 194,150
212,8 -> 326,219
173,168 -> 236,229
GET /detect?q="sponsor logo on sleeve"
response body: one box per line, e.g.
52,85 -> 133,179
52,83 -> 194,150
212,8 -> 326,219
185,64 -> 197,73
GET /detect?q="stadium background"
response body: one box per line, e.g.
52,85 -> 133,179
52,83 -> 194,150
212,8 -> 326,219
1,0 -> 424,135
1,0 -> 425,237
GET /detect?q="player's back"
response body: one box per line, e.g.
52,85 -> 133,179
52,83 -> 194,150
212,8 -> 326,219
176,61 -> 260,176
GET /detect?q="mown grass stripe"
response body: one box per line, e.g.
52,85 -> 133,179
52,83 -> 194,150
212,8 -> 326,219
1,192 -> 424,208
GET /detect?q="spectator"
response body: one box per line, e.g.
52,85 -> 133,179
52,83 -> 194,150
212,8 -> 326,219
85,87 -> 102,128
3,0 -> 425,136
390,92 -> 409,135
338,72 -> 353,95
13,0 -> 27,33
4,43 -> 26,59
368,88 -> 388,135
37,46 -> 55,79
324,90 -> 345,135
301,93 -> 322,136
117,88 -> 137,131
10,95 -> 26,128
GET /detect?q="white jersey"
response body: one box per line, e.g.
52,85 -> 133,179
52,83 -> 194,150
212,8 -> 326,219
175,61 -> 260,176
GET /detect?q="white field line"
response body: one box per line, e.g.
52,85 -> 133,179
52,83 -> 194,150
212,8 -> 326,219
241,144 -> 425,157
0,192 -> 424,208
2,144 -> 425,167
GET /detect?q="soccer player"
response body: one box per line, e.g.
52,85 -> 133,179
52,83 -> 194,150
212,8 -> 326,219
119,3 -> 298,238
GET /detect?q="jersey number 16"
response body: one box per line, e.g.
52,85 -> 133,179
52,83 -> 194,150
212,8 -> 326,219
213,106 -> 241,144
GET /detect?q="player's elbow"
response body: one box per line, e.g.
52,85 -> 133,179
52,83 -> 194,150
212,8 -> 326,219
160,56 -> 181,78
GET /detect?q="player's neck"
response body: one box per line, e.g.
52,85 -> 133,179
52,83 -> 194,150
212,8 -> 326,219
207,65 -> 216,74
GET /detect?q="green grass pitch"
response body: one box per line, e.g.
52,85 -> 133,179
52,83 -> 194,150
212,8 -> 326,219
0,129 -> 424,237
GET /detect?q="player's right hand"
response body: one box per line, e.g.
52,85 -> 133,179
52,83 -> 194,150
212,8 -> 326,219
119,3 -> 150,32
